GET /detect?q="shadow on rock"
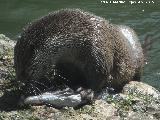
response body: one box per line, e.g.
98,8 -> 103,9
0,90 -> 24,111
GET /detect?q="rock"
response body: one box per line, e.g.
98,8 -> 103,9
127,111 -> 157,120
106,116 -> 121,120
120,81 -> 160,119
0,34 -> 16,81
93,100 -> 117,118
0,34 -> 16,54
153,111 -> 160,119
122,81 -> 160,99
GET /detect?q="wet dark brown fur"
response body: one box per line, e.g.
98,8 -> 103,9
14,9 -> 144,97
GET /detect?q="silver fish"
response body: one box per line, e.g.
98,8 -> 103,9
24,88 -> 82,107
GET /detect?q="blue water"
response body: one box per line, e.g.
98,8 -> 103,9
0,0 -> 160,90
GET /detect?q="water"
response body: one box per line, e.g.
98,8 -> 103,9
0,0 -> 160,90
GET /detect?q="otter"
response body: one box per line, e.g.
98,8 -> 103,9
14,9 -> 144,108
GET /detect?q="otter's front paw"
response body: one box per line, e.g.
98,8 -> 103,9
76,87 -> 94,103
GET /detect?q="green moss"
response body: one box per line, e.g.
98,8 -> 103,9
28,116 -> 41,120
105,94 -> 133,117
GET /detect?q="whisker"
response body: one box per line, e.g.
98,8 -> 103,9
30,83 -> 42,95
57,74 -> 68,81
30,80 -> 48,88
27,87 -> 33,95
54,69 -> 69,82
30,83 -> 37,95
45,75 -> 53,84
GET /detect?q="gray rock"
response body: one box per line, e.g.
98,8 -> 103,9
0,34 -> 15,54
153,111 -> 160,119
0,34 -> 15,81
127,111 -> 157,120
122,81 -> 160,99
121,81 -> 160,120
